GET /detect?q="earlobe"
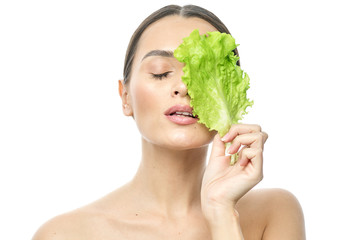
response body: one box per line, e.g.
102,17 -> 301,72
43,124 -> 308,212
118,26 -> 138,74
122,100 -> 133,115
123,104 -> 132,116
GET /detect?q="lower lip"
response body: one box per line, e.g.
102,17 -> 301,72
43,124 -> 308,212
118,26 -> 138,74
166,115 -> 199,125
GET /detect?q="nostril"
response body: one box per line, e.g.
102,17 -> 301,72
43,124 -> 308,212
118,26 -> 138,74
174,90 -> 179,95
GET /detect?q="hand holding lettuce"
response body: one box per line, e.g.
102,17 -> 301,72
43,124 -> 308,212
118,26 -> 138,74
174,29 -> 253,165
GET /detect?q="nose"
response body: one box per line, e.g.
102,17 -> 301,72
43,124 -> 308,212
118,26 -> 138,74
171,79 -> 188,97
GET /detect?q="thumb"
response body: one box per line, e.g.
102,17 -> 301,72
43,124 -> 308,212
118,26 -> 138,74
207,133 -> 230,171
209,133 -> 226,159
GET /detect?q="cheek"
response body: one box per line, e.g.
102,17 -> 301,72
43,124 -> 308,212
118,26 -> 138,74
130,81 -> 164,138
131,82 -> 158,116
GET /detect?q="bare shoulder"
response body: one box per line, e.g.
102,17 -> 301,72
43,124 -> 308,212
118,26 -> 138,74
236,188 -> 306,240
32,185 -> 133,240
31,207 -> 106,240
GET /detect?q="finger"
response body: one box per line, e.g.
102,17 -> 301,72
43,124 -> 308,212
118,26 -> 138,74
262,131 -> 269,144
221,124 -> 262,142
238,147 -> 263,170
227,132 -> 266,155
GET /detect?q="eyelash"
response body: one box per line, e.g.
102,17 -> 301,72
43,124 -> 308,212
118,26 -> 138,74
151,71 -> 171,80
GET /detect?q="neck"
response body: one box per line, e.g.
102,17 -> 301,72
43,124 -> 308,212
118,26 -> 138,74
130,138 -> 208,217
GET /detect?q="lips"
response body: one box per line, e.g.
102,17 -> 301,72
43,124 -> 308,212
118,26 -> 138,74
164,104 -> 198,125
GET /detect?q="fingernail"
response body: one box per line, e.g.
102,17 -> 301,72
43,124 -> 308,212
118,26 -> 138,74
221,133 -> 229,142
226,146 -> 233,155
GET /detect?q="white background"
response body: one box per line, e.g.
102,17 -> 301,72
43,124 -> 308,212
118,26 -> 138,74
1,0 -> 359,239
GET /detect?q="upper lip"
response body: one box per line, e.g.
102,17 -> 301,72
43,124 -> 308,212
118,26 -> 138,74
164,104 -> 197,117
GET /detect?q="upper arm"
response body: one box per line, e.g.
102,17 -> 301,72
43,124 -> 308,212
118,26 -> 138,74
263,189 -> 306,240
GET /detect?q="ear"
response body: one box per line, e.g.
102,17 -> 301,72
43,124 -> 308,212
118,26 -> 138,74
118,80 -> 133,117
118,79 -> 124,97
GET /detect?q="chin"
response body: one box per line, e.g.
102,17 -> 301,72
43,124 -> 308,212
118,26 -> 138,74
163,129 -> 215,150
140,122 -> 216,150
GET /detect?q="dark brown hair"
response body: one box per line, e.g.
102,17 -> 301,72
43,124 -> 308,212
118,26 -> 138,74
123,4 -> 239,84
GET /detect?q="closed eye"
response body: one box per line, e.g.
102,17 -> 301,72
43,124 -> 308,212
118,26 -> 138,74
151,71 -> 171,80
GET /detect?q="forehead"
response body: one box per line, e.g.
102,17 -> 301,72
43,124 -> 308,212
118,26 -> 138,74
135,15 -> 218,62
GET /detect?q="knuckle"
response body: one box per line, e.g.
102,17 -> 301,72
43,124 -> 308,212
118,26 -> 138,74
256,132 -> 264,141
263,132 -> 269,140
252,124 -> 262,132
259,132 -> 268,142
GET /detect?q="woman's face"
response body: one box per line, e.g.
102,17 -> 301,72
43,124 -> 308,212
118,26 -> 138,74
123,16 -> 217,150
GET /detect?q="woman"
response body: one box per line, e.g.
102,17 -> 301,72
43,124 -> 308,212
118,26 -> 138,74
33,4 -> 305,240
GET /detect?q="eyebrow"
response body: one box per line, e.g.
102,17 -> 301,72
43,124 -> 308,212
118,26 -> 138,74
141,50 -> 174,61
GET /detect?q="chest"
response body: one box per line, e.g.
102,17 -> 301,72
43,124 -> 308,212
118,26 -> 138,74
99,215 -> 211,240
87,209 -> 265,240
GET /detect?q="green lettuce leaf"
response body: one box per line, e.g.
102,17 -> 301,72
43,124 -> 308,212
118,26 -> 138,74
174,29 -> 253,164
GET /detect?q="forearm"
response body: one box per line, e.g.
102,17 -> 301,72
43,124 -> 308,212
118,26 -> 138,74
205,208 -> 244,240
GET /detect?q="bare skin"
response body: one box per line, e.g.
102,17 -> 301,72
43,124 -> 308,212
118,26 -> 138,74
32,16 -> 305,240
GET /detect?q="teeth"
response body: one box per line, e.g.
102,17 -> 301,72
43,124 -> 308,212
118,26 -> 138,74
174,111 -> 193,117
